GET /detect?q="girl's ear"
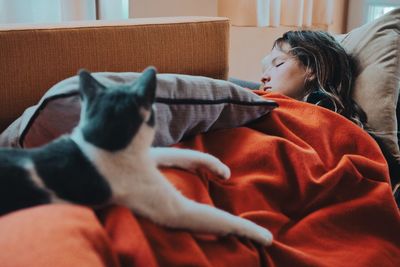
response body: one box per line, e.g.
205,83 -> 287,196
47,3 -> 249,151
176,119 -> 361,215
306,70 -> 316,82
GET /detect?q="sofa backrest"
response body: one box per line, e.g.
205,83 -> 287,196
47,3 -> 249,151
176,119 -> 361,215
0,17 -> 230,132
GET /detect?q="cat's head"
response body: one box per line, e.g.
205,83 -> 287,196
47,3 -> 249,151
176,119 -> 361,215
77,67 -> 157,152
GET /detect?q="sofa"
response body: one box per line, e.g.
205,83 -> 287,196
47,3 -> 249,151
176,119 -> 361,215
0,15 -> 399,267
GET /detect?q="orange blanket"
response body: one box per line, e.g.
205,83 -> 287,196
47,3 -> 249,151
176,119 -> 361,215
98,92 -> 400,266
1,92 -> 399,267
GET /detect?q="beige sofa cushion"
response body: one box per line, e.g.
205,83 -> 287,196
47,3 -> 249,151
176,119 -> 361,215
340,8 -> 400,161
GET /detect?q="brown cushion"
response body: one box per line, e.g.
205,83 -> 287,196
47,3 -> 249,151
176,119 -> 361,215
339,8 -> 400,161
0,17 -> 230,132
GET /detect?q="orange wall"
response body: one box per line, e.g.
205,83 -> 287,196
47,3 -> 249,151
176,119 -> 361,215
229,25 -> 297,82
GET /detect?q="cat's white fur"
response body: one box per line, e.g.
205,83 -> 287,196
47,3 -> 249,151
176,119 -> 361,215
68,106 -> 273,246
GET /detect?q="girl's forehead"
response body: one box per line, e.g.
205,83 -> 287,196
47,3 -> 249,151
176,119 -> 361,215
262,47 -> 290,66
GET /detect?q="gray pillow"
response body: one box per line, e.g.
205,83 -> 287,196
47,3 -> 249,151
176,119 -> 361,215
0,72 -> 277,148
228,77 -> 262,90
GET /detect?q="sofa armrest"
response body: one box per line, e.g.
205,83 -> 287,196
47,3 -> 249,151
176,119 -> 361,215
0,205 -> 119,267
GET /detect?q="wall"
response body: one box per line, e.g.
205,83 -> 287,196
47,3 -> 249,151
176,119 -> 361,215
130,0 -> 293,82
328,0 -> 348,33
229,25 -> 296,82
226,0 -> 350,82
130,0 -> 349,82
347,0 -> 367,31
346,0 -> 400,31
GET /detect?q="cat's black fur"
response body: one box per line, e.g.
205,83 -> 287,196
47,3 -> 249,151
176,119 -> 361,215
0,139 -> 111,214
79,69 -> 155,151
0,68 -> 155,215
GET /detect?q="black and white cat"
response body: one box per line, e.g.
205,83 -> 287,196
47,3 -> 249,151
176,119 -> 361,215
0,68 -> 273,246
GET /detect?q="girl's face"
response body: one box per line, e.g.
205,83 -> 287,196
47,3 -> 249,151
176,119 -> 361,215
261,43 -> 311,100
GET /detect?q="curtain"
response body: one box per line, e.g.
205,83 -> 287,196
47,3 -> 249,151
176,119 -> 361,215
128,0 -> 217,18
218,0 -> 336,28
0,0 -> 128,25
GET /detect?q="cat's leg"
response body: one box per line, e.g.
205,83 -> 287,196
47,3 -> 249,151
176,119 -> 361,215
150,147 -> 230,179
125,169 -> 273,246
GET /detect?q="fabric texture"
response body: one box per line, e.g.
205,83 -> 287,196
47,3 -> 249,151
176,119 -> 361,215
0,72 -> 277,148
340,8 -> 400,161
103,92 -> 400,266
0,204 -> 119,267
1,92 -> 398,267
0,17 -> 229,132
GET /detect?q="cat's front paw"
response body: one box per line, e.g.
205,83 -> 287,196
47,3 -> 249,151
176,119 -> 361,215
151,148 -> 231,179
251,226 -> 274,246
209,159 -> 231,180
238,220 -> 273,246
197,154 -> 231,180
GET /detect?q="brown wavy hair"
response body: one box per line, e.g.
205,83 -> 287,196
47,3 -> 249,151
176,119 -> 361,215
273,30 -> 367,128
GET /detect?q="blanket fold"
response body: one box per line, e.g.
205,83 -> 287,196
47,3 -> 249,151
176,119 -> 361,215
99,92 -> 400,267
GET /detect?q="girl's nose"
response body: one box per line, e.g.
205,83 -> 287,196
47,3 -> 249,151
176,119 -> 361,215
261,74 -> 271,84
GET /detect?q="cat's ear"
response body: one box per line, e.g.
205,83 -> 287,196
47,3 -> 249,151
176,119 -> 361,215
133,67 -> 157,108
78,69 -> 105,101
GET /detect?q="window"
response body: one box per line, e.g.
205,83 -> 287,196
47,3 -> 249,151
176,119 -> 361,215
0,0 -> 130,25
347,0 -> 399,31
366,0 -> 400,22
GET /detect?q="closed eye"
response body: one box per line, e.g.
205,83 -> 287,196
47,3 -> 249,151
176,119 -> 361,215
275,62 -> 284,68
